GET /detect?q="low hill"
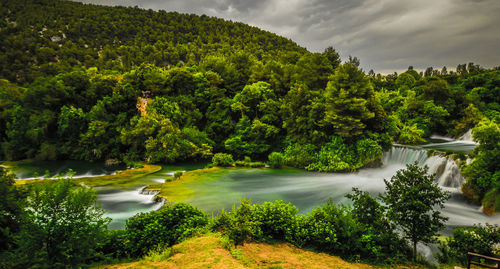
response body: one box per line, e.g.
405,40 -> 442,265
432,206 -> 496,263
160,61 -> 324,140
99,233 -> 381,269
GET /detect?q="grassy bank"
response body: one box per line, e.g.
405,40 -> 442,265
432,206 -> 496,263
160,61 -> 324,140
14,164 -> 162,187
96,233 -> 383,269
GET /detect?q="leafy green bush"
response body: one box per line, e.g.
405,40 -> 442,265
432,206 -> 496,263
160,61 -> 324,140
125,203 -> 208,257
283,143 -> 317,169
301,200 -> 362,257
438,224 -> 500,265
99,229 -> 129,260
248,161 -> 265,168
306,136 -> 355,172
214,199 -> 261,246
212,153 -> 234,167
234,157 -> 265,168
398,123 -> 425,144
0,167 -> 23,268
252,201 -> 298,241
18,179 -> 110,267
173,171 -> 183,180
268,152 -> 285,168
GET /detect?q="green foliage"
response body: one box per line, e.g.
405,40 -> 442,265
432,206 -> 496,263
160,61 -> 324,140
395,73 -> 416,89
438,224 -> 500,265
214,199 -> 261,246
98,229 -> 129,260
382,163 -> 450,261
17,178 -> 110,267
212,198 -> 409,263
212,153 -> 234,167
173,171 -> 183,180
144,245 -> 178,262
283,143 -> 317,169
301,200 -> 362,257
462,118 -> 500,208
252,201 -> 298,242
125,203 -> 208,257
0,167 -> 23,259
226,82 -> 281,159
398,123 -> 425,144
346,188 -> 411,263
280,84 -> 327,145
306,136 -> 354,172
234,158 -> 266,168
305,136 -> 383,172
323,63 -> 376,137
268,152 -> 285,168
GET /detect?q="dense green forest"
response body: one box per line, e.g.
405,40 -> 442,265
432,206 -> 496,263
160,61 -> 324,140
1,0 -> 499,209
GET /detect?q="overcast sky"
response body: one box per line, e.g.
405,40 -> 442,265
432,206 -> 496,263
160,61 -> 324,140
76,0 -> 500,73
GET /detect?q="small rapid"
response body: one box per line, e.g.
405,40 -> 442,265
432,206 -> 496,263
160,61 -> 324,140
383,146 -> 465,189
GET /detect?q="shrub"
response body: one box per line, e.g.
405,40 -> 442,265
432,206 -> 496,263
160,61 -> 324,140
268,152 -> 285,168
125,203 -> 208,257
283,143 -> 317,168
99,229 -> 129,260
18,179 -> 110,267
173,171 -> 183,180
212,153 -> 234,167
305,136 -> 356,172
302,200 -> 362,257
214,199 -> 261,246
437,224 -> 500,265
252,200 -> 297,241
248,161 -> 265,168
234,160 -> 246,167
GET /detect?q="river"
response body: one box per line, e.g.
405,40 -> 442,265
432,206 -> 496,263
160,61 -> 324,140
8,136 -> 498,231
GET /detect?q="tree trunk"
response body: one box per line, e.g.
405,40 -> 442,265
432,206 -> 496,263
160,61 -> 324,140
413,240 -> 417,263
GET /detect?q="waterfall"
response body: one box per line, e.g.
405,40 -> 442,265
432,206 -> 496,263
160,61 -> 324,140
458,129 -> 474,142
139,186 -> 160,196
424,156 -> 465,188
383,146 -> 465,189
382,146 -> 428,166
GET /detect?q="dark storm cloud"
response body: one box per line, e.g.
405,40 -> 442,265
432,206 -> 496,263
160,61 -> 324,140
76,0 -> 500,73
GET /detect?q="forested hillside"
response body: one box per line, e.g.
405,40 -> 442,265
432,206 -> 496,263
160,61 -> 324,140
0,0 -> 499,208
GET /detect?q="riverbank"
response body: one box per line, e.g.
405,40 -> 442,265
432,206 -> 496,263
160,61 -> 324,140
14,164 -> 162,187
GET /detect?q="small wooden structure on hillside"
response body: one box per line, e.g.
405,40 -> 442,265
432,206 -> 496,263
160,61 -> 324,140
467,252 -> 500,269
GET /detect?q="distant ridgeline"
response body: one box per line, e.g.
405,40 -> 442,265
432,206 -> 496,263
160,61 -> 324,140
0,0 -> 499,210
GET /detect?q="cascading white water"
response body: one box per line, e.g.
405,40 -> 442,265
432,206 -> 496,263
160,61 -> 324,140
382,146 -> 428,166
383,146 -> 464,189
458,129 -> 474,142
425,156 -> 465,188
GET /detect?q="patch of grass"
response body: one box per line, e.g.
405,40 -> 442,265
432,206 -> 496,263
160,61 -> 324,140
230,248 -> 252,266
15,164 -> 162,187
144,245 -> 178,262
96,233 -> 389,268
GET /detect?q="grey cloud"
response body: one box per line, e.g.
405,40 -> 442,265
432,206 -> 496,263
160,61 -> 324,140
75,0 -> 500,73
